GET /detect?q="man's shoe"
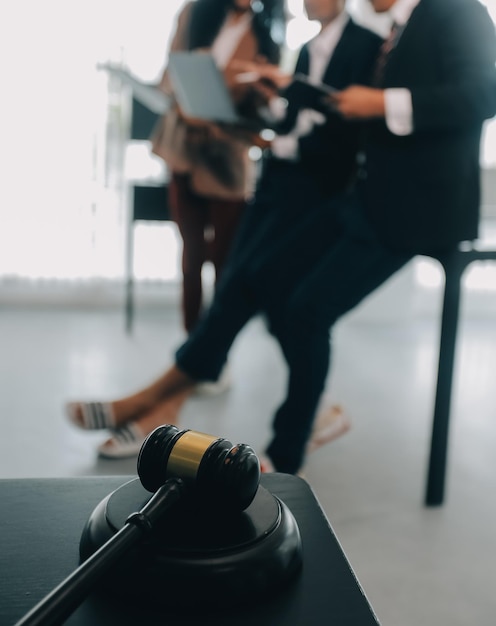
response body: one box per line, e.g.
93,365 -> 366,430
307,405 -> 351,453
193,365 -> 231,396
259,455 -> 276,473
259,454 -> 305,479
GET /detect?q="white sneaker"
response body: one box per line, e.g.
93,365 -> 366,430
307,405 -> 351,453
193,364 -> 232,396
259,455 -> 276,473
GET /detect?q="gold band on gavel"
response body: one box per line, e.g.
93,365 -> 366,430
166,430 -> 219,481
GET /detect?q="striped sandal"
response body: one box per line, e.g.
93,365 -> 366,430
65,401 -> 116,430
97,423 -> 146,459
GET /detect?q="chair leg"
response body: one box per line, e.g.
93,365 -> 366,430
125,216 -> 135,334
425,258 -> 465,506
125,276 -> 134,334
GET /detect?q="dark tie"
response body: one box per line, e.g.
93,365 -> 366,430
371,22 -> 404,87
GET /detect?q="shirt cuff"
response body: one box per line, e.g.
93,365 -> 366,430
384,88 -> 413,136
264,96 -> 288,122
271,134 -> 299,161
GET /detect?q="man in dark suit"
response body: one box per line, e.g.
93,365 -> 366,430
334,0 -> 496,252
248,0 -> 496,473
226,0 -> 383,270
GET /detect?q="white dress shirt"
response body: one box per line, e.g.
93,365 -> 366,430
384,0 -> 421,136
210,12 -> 252,69
271,11 -> 350,161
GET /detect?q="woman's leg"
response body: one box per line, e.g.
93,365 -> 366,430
97,386 -> 193,456
67,364 -> 196,429
207,196 -> 246,285
168,173 -> 208,332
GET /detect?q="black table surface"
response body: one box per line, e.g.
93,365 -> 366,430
0,474 -> 380,625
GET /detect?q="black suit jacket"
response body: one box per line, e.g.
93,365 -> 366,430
363,0 -> 496,254
275,19 -> 382,195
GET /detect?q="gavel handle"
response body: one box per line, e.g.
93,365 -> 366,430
15,478 -> 186,626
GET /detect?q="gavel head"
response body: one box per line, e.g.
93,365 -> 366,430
137,425 -> 261,511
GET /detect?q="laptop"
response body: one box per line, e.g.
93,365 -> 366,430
167,51 -> 263,129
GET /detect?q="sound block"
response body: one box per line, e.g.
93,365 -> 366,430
80,479 -> 302,610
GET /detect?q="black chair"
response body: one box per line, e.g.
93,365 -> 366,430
125,97 -> 170,333
426,243 -> 496,505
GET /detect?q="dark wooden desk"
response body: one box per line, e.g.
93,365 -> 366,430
1,475 -> 379,625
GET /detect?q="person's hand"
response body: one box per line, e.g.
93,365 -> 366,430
214,123 -> 273,149
249,66 -> 292,104
250,132 -> 273,150
230,62 -> 291,106
327,86 -> 386,119
231,60 -> 291,89
256,64 -> 292,90
250,79 -> 279,102
229,58 -> 260,75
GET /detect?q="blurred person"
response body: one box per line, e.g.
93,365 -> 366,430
151,0 -> 285,340
66,0 -> 383,466
242,0 -> 496,472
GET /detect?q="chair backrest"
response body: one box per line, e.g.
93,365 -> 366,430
131,96 -> 160,141
133,185 -> 169,221
129,95 -> 170,222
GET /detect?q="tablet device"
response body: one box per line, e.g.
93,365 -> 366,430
281,73 -> 337,114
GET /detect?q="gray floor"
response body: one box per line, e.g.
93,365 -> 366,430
1,296 -> 495,625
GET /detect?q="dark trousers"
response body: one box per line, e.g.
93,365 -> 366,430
176,181 -> 413,473
225,158 -> 330,273
253,191 -> 413,472
175,160 -> 330,380
168,173 -> 246,332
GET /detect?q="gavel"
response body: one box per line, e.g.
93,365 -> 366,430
15,425 -> 261,626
